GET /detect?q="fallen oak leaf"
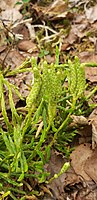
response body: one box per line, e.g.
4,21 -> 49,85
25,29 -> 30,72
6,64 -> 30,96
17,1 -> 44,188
70,143 -> 92,181
84,148 -> 97,183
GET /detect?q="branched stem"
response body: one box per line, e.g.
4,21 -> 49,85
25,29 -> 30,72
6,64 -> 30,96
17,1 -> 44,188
50,99 -> 76,147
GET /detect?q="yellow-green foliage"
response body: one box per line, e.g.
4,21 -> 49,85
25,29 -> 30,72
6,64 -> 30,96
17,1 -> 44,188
67,56 -> 86,101
26,66 -> 41,109
41,61 -> 62,126
0,52 -> 87,198
26,58 -> 62,128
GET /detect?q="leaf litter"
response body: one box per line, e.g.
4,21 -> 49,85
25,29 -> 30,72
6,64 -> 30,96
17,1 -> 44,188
1,0 -> 97,199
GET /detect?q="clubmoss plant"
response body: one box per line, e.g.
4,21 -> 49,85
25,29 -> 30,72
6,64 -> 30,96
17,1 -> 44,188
0,47 -> 90,199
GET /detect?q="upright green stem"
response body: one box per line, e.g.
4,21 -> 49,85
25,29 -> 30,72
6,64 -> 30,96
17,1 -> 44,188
50,98 -> 76,147
86,85 -> 97,100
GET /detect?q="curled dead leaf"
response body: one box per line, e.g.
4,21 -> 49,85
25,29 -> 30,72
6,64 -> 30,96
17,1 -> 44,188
1,9 -> 22,26
71,115 -> 88,125
85,4 -> 97,23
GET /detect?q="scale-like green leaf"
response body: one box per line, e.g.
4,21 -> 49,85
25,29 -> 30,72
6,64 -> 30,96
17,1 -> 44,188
67,56 -> 85,101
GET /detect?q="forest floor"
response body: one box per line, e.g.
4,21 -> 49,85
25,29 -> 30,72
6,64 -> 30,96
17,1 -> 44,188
1,0 -> 97,199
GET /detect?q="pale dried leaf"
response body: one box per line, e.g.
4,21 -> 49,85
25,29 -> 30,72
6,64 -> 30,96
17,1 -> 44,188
35,121 -> 44,138
92,122 -> 97,149
61,17 -> 88,51
69,0 -> 87,7
85,4 -> 97,23
25,195 -> 37,200
71,115 -> 88,125
50,11 -> 68,20
0,21 -> 7,46
25,23 -> 36,40
1,9 -> 22,26
88,108 -> 97,149
0,46 -> 7,53
89,108 -> 97,119
85,67 -> 97,82
48,0 -> 67,14
88,120 -> 97,149
34,0 -> 68,21
0,0 -> 22,10
79,52 -> 97,63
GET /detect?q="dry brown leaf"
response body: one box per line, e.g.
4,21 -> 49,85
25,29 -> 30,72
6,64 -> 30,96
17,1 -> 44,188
0,45 -> 7,53
61,15 -> 88,51
70,115 -> 91,145
63,27 -> 78,44
64,167 -> 80,187
48,0 -> 67,13
33,0 -> 69,21
45,55 -> 55,63
71,23 -> 88,39
47,0 -> 68,19
64,166 -> 96,200
91,121 -> 97,149
18,40 -> 38,53
78,125 -> 92,145
70,143 -> 92,181
85,67 -> 97,82
0,49 -> 25,69
0,49 -> 34,110
13,24 -> 29,40
25,195 -> 37,200
84,148 -> 97,183
89,108 -> 97,120
79,52 -> 97,63
0,21 -> 7,46
44,149 -> 67,200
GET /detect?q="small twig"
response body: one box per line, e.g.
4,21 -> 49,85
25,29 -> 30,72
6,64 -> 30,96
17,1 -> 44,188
23,180 -> 32,191
25,22 -> 36,40
12,18 -> 32,28
40,32 -> 60,42
32,24 -> 58,34
42,21 -> 48,38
